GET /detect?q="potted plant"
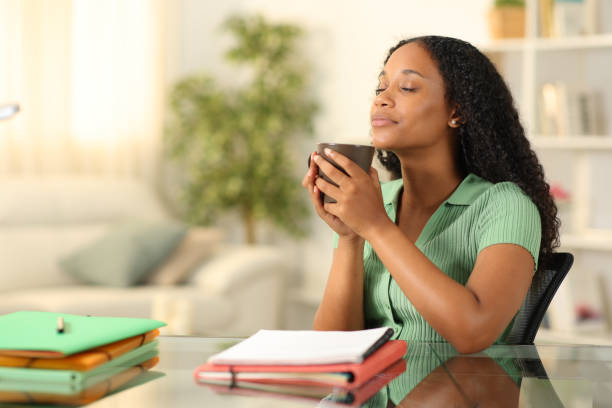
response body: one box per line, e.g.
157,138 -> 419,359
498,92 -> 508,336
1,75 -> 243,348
164,14 -> 319,244
488,0 -> 526,39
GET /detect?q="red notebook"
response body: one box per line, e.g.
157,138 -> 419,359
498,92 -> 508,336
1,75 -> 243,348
202,357 -> 406,407
194,339 -> 406,390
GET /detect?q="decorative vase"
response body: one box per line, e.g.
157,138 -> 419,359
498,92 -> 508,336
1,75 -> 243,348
488,6 -> 526,39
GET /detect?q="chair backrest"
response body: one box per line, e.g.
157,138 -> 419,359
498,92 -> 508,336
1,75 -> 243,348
505,252 -> 574,345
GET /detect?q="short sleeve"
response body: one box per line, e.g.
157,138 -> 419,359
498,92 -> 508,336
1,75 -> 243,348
476,183 -> 542,271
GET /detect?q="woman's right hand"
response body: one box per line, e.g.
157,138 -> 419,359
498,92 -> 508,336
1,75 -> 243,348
302,152 -> 358,239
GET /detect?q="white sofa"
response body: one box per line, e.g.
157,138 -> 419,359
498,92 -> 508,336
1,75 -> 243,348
0,176 -> 289,336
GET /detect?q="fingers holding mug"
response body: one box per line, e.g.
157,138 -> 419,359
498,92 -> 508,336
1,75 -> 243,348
302,152 -> 318,187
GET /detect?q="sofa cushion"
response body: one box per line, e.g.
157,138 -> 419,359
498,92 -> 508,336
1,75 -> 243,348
190,245 -> 288,295
145,227 -> 224,285
60,221 -> 187,287
0,224 -> 108,292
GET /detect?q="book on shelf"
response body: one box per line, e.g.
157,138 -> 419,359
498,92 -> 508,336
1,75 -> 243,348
538,82 -> 606,137
583,0 -> 599,35
554,0 -> 585,36
539,0 -> 599,37
539,0 -> 555,37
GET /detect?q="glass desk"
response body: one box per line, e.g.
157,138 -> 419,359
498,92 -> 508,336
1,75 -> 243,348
3,336 -> 612,407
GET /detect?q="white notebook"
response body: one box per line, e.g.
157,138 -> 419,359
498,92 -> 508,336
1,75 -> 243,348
207,327 -> 394,366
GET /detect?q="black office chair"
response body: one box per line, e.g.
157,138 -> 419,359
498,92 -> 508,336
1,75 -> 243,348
505,252 -> 574,345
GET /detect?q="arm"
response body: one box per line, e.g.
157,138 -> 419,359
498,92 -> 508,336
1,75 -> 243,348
302,152 -> 366,331
367,223 -> 534,353
313,236 -> 365,331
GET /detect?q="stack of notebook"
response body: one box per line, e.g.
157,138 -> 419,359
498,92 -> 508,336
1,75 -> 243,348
0,311 -> 166,406
194,327 -> 407,406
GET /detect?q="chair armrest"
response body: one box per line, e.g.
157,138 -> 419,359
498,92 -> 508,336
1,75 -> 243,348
189,245 -> 288,295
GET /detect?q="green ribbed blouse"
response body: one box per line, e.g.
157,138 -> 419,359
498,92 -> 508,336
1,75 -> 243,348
335,173 -> 542,344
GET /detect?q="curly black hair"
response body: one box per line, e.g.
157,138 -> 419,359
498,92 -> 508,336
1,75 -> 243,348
377,36 -> 560,268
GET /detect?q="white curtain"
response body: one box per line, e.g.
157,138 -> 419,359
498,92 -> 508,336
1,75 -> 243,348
0,0 -> 166,180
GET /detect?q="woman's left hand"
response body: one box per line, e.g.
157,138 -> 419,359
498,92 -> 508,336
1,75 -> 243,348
313,148 -> 391,240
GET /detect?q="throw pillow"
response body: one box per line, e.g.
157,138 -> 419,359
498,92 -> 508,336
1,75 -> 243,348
60,220 -> 187,287
189,245 -> 286,294
146,227 -> 224,285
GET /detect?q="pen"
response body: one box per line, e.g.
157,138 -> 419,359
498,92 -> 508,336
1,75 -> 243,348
57,317 -> 64,334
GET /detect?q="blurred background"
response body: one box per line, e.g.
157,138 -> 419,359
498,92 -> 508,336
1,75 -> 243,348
1,0 -> 611,344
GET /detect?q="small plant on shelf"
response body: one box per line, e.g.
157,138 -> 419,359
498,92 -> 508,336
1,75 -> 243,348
488,0 -> 526,39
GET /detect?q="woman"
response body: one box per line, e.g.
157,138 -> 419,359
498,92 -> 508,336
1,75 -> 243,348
302,36 -> 559,354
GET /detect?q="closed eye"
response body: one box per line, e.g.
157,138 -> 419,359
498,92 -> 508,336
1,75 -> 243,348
375,87 -> 416,95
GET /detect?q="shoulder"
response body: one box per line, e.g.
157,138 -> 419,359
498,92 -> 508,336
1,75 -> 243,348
474,181 -> 541,229
475,180 -> 542,235
474,180 -> 542,269
479,181 -> 540,217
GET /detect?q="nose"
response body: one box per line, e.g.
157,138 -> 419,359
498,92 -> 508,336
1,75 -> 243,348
373,91 -> 393,108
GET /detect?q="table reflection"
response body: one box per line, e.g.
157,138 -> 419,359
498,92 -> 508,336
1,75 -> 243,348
0,356 -> 163,406
364,343 -> 566,408
6,337 -> 605,407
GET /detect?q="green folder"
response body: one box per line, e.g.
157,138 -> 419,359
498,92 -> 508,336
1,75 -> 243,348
0,340 -> 159,392
0,311 -> 166,356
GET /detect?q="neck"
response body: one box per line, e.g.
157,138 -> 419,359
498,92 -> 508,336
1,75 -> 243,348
395,143 -> 465,211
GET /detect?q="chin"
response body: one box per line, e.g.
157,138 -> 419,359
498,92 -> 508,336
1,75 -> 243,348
371,132 -> 398,151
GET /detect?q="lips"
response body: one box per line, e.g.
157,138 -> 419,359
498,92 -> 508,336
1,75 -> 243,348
371,114 -> 397,127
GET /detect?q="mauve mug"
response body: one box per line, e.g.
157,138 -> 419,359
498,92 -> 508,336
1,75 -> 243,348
308,143 -> 375,203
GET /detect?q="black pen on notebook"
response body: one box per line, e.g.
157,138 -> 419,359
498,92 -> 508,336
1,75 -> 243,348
57,317 -> 65,334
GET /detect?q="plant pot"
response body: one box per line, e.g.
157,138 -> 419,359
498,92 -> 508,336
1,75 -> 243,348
488,6 -> 526,39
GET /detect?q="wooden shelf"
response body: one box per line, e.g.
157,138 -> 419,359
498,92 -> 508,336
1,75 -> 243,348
535,33 -> 612,51
479,33 -> 612,53
531,136 -> 612,150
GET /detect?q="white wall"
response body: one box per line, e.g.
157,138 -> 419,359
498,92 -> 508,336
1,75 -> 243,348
164,0 -> 499,295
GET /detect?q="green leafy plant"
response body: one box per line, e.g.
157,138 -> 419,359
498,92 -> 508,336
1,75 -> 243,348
164,14 -> 318,244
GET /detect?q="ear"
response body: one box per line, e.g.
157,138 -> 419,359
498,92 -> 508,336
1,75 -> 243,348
448,105 -> 463,128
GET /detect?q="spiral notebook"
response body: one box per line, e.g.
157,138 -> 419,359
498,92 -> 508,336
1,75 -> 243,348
207,327 -> 395,366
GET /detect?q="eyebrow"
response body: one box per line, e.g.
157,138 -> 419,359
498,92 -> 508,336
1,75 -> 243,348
378,69 -> 425,79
